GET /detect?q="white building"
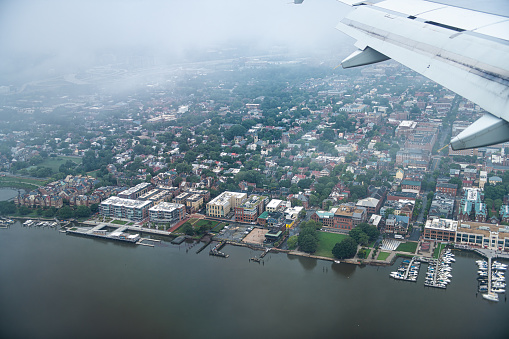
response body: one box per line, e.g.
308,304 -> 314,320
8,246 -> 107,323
149,202 -> 186,224
206,191 -> 247,218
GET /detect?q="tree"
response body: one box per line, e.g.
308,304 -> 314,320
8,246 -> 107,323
332,237 -> 358,259
287,235 -> 298,250
0,201 -> 16,215
75,205 -> 91,218
321,128 -> 336,142
58,206 -> 73,219
298,234 -> 318,253
181,222 -> 194,236
18,206 -> 30,216
90,203 -> 99,213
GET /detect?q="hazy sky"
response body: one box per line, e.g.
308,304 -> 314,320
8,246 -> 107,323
1,0 -> 507,83
0,0 -> 349,79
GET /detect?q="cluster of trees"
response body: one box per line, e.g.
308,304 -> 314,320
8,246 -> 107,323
332,223 -> 379,259
484,182 -> 509,202
82,150 -> 114,172
180,221 -> 213,236
16,204 -> 97,219
297,220 -> 322,253
0,201 -> 16,215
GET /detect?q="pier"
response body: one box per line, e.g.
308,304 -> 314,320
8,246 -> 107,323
390,257 -> 420,282
424,248 -> 454,289
210,241 -> 229,258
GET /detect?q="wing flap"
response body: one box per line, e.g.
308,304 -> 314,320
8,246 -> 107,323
451,114 -> 509,150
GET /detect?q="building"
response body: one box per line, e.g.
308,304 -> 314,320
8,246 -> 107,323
266,199 -> 289,212
396,148 -> 430,169
455,222 -> 509,250
257,211 -> 284,227
423,217 -> 458,242
235,195 -> 269,223
428,192 -> 455,220
436,183 -> 458,196
385,214 -> 410,235
380,199 -> 415,218
149,202 -> 186,224
117,182 -> 152,199
356,197 -> 381,216
386,191 -> 418,202
324,204 -> 367,231
186,194 -> 204,213
99,196 -> 153,221
401,180 -> 421,194
458,188 -> 487,222
311,210 -> 335,228
138,188 -> 172,205
206,191 -> 247,218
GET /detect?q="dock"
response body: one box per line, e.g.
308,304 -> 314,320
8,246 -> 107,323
210,241 -> 229,258
424,248 -> 454,289
389,258 -> 420,282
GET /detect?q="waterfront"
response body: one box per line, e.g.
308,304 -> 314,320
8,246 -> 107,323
1,222 -> 508,339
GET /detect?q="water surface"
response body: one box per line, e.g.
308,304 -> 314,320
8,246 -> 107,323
1,223 -> 508,339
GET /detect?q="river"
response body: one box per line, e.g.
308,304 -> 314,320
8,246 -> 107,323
0,187 -> 20,201
1,222 -> 508,339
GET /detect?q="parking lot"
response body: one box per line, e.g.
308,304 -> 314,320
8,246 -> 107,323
242,228 -> 269,245
214,223 -> 254,242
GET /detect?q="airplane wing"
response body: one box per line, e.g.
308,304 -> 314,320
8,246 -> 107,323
297,0 -> 509,150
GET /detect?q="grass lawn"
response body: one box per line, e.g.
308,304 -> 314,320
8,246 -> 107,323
396,242 -> 418,253
0,176 -> 46,189
314,232 -> 348,258
211,222 -> 228,233
111,219 -> 128,225
187,218 -> 198,225
40,156 -> 82,172
194,219 -> 219,228
433,243 -> 446,259
377,251 -> 391,260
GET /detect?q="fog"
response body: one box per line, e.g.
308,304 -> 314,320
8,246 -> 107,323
1,0 -> 507,85
0,0 -> 350,83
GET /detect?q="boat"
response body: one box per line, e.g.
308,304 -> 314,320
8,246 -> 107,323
483,292 -> 499,302
492,288 -> 505,294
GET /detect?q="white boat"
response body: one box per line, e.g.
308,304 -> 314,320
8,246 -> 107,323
492,288 -> 505,293
483,292 -> 499,302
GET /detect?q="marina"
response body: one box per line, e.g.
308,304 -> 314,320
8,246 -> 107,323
390,258 -> 420,282
477,259 -> 507,302
0,218 -> 14,228
424,249 -> 455,289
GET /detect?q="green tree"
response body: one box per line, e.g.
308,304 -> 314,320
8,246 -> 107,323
57,206 -> 73,219
332,237 -> 358,259
181,222 -> 194,236
90,203 -> 99,213
18,206 -> 31,216
0,201 -> 16,215
287,235 -> 298,250
75,205 -> 91,218
298,234 -> 318,253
